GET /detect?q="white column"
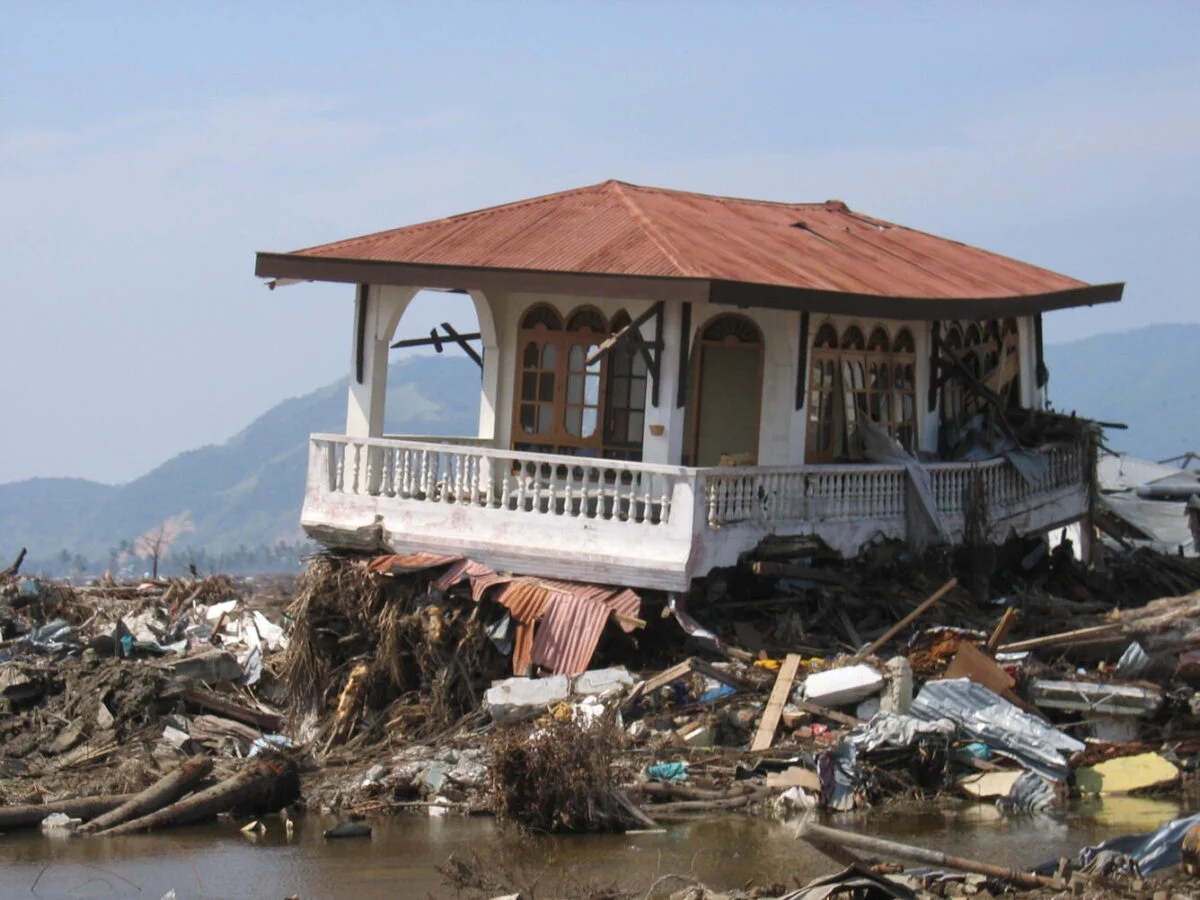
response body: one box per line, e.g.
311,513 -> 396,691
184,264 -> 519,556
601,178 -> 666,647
469,289 -> 500,442
786,312 -> 808,465
641,300 -> 688,465
916,321 -> 939,453
346,285 -> 416,438
1017,315 -> 1041,410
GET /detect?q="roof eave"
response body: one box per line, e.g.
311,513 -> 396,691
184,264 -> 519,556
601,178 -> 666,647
255,251 -> 1124,319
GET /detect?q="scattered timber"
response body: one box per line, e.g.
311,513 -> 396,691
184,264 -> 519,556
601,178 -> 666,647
797,822 -> 1063,890
850,577 -> 958,663
78,757 -> 213,835
0,794 -> 136,831
750,653 -> 803,751
998,623 -> 1124,653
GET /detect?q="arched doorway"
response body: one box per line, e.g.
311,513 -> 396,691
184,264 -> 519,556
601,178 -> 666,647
688,314 -> 764,466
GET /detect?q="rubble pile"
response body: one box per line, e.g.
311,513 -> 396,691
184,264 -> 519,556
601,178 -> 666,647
0,569 -> 295,819
9,537 -> 1200,886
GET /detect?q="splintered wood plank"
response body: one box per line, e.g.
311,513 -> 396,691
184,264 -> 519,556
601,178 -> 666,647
750,654 -> 803,752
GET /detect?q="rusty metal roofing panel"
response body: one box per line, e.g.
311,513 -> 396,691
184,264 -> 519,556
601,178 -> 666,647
273,180 -> 1095,301
368,552 -> 462,575
531,592 -> 612,677
430,557 -> 494,592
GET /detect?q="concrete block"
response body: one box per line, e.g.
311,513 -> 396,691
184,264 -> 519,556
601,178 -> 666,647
572,667 -> 638,695
485,675 -> 571,725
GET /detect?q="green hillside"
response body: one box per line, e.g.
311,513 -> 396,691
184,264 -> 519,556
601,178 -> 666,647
0,355 -> 480,573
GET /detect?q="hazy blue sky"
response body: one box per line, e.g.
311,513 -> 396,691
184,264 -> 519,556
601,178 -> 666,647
3,3 -> 1198,484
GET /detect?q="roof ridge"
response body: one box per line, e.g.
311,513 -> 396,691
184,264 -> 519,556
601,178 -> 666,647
613,179 -> 837,212
291,181 -> 619,255
609,181 -> 698,277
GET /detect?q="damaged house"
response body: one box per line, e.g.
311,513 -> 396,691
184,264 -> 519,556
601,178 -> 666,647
255,180 -> 1123,592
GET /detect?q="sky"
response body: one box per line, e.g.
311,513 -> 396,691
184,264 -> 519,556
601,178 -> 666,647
2,2 -> 1198,484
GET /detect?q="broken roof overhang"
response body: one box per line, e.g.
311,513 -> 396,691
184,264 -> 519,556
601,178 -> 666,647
254,251 -> 1124,320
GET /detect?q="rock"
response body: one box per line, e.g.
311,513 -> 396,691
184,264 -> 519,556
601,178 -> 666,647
572,667 -> 637,695
324,821 -> 372,839
484,675 -> 571,725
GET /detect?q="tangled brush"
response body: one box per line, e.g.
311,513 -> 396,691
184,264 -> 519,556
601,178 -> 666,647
282,554 -> 498,744
489,710 -> 631,833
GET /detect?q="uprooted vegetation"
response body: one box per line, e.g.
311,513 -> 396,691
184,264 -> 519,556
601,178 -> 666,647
489,712 -> 632,833
283,555 -> 504,747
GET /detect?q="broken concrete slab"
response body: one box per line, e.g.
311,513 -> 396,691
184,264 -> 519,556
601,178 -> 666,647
484,675 -> 571,725
573,667 -> 638,696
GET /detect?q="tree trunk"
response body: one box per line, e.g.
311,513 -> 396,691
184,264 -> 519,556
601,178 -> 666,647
95,760 -> 293,836
78,758 -> 212,835
0,794 -> 135,830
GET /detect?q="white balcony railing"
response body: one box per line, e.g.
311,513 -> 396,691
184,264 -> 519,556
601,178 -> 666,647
311,434 -> 691,527
303,434 -> 1089,589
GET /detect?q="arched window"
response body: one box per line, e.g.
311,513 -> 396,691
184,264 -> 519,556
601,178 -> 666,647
702,314 -> 763,344
806,321 -> 920,462
517,307 -> 563,439
602,311 -> 648,459
807,323 -> 841,461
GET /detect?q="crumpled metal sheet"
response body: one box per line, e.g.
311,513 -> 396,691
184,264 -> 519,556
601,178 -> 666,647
910,678 -> 1084,782
846,712 -> 957,753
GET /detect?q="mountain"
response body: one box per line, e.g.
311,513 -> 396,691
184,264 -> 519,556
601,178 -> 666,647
0,355 -> 480,572
3,323 -> 1195,574
1045,323 -> 1200,462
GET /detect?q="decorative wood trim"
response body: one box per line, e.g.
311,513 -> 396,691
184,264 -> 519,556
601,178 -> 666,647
354,284 -> 368,384
676,301 -> 692,409
795,311 -> 810,411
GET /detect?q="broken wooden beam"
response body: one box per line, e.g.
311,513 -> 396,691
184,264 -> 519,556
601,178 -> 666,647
986,607 -> 1019,652
181,687 -> 282,732
797,822 -> 1063,890
791,698 -> 862,729
747,560 -> 852,586
998,623 -> 1124,653
750,654 -> 803,751
850,577 -> 958,663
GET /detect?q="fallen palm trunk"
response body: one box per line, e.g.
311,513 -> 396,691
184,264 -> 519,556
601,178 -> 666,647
641,782 -> 765,803
95,759 -> 295,836
78,757 -> 213,835
0,794 -> 136,830
642,787 -> 774,815
797,822 -> 1062,890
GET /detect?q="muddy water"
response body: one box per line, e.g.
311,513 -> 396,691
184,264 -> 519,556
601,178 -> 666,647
0,797 -> 1188,899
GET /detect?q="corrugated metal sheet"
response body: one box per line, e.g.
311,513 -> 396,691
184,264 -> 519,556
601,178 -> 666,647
287,180 -> 1087,300
531,593 -> 612,677
368,552 -> 461,575
367,555 -> 643,676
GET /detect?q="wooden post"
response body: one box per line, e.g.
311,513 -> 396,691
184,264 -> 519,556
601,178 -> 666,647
985,607 -> 1018,652
750,654 -> 803,751
797,822 -> 1063,890
850,577 -> 957,663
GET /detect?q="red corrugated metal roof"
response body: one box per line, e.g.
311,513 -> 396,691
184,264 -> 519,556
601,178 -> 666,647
285,180 -> 1088,300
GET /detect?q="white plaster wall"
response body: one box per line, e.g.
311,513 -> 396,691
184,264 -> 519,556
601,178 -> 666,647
1017,315 -> 1042,410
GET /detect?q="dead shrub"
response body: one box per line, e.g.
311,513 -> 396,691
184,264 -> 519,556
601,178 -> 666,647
489,711 -> 629,833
